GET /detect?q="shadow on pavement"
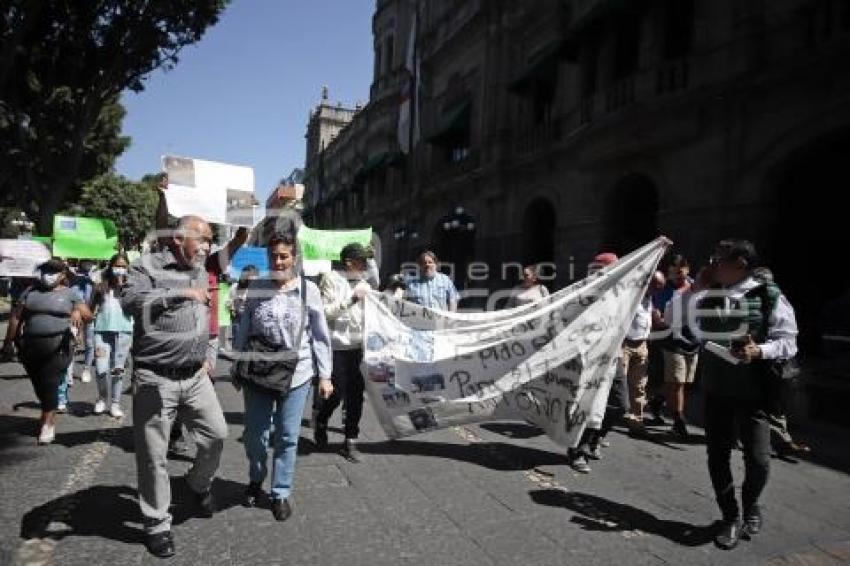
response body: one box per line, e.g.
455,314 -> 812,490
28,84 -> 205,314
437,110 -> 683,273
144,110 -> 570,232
530,489 -> 718,547
20,477 -> 247,547
0,367 -> 28,380
20,485 -> 143,544
0,413 -> 135,453
0,414 -> 40,470
479,422 -> 545,439
360,439 -> 566,471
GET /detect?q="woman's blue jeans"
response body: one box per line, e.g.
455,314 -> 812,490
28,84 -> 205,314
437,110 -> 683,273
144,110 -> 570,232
242,380 -> 310,501
94,331 -> 132,405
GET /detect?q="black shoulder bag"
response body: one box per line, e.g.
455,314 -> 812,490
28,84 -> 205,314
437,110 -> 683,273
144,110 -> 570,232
749,284 -> 801,382
236,277 -> 308,393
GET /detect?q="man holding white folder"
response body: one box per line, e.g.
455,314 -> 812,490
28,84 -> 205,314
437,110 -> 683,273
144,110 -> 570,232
696,239 -> 798,551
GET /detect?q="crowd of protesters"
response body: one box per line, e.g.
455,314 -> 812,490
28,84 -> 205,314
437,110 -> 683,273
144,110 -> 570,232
0,185 -> 808,557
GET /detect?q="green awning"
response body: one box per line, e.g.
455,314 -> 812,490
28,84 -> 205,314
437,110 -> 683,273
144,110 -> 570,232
353,151 -> 404,184
427,99 -> 472,145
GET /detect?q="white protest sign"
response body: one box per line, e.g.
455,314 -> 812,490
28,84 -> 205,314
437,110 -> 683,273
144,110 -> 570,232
162,155 -> 257,225
0,239 -> 52,277
362,237 -> 669,448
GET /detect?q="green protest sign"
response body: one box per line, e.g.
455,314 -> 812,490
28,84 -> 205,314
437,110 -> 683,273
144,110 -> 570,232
31,235 -> 52,245
52,216 -> 118,260
297,226 -> 372,261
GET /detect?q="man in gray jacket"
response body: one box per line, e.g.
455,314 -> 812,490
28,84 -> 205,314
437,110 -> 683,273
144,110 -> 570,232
121,215 -> 228,558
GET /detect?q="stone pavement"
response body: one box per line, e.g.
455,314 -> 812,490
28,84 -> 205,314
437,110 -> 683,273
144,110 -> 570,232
1,337 -> 849,565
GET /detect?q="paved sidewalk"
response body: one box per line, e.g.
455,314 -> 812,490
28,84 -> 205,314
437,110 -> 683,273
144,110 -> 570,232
1,339 -> 849,565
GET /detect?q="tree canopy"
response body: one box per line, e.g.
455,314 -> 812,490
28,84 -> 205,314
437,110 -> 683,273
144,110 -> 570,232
0,1 -> 230,233
63,173 -> 161,247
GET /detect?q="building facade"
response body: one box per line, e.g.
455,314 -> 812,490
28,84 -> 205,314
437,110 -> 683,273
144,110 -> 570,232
302,0 -> 850,355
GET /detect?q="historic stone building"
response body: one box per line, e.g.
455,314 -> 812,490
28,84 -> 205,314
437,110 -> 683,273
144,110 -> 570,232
302,0 -> 850,356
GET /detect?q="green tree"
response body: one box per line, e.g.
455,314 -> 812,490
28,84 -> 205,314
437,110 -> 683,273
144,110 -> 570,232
64,173 -> 160,248
0,0 -> 230,234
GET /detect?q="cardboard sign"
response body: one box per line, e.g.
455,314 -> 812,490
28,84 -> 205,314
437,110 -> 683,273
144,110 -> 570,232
227,246 -> 269,279
52,216 -> 118,260
162,155 -> 257,226
0,239 -> 52,277
297,226 -> 372,261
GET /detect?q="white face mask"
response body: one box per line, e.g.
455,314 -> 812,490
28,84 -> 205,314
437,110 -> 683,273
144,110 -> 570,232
40,273 -> 62,289
192,251 -> 208,269
112,267 -> 128,277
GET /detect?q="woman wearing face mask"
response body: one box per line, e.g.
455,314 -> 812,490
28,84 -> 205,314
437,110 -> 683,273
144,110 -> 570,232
233,233 -> 334,521
8,259 -> 93,444
89,253 -> 133,418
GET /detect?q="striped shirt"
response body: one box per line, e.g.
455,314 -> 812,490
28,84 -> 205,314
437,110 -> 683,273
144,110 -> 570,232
120,249 -> 210,369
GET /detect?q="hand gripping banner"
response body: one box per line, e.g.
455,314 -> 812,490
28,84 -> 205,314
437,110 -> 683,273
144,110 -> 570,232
362,237 -> 670,448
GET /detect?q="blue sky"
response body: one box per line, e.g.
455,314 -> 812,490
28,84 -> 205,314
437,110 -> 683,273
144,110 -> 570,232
117,0 -> 375,202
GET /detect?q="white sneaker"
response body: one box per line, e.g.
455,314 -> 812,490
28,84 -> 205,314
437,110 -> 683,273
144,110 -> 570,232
38,424 -> 55,445
109,404 -> 124,419
81,369 -> 92,383
93,399 -> 107,414
57,403 -> 67,413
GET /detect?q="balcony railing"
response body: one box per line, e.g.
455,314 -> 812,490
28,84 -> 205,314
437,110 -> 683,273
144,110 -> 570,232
513,117 -> 564,158
580,94 -> 596,124
656,58 -> 690,95
422,150 -> 481,186
604,76 -> 636,113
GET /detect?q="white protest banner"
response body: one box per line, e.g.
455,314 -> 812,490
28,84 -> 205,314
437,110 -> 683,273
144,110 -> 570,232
0,239 -> 52,277
362,237 -> 670,448
162,155 -> 257,225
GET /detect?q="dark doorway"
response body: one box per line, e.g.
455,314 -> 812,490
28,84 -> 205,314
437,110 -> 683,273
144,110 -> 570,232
432,208 -> 477,290
522,198 -> 556,265
764,133 -> 850,356
602,173 -> 660,255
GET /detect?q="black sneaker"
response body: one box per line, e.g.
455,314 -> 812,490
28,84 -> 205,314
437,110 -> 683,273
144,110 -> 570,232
193,488 -> 215,518
145,531 -> 175,558
646,396 -> 666,425
627,420 -> 649,438
340,438 -> 362,463
314,425 -> 328,450
271,498 -> 292,522
671,418 -> 690,440
714,518 -> 744,550
645,413 -> 667,426
743,505 -> 762,537
243,481 -> 263,507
